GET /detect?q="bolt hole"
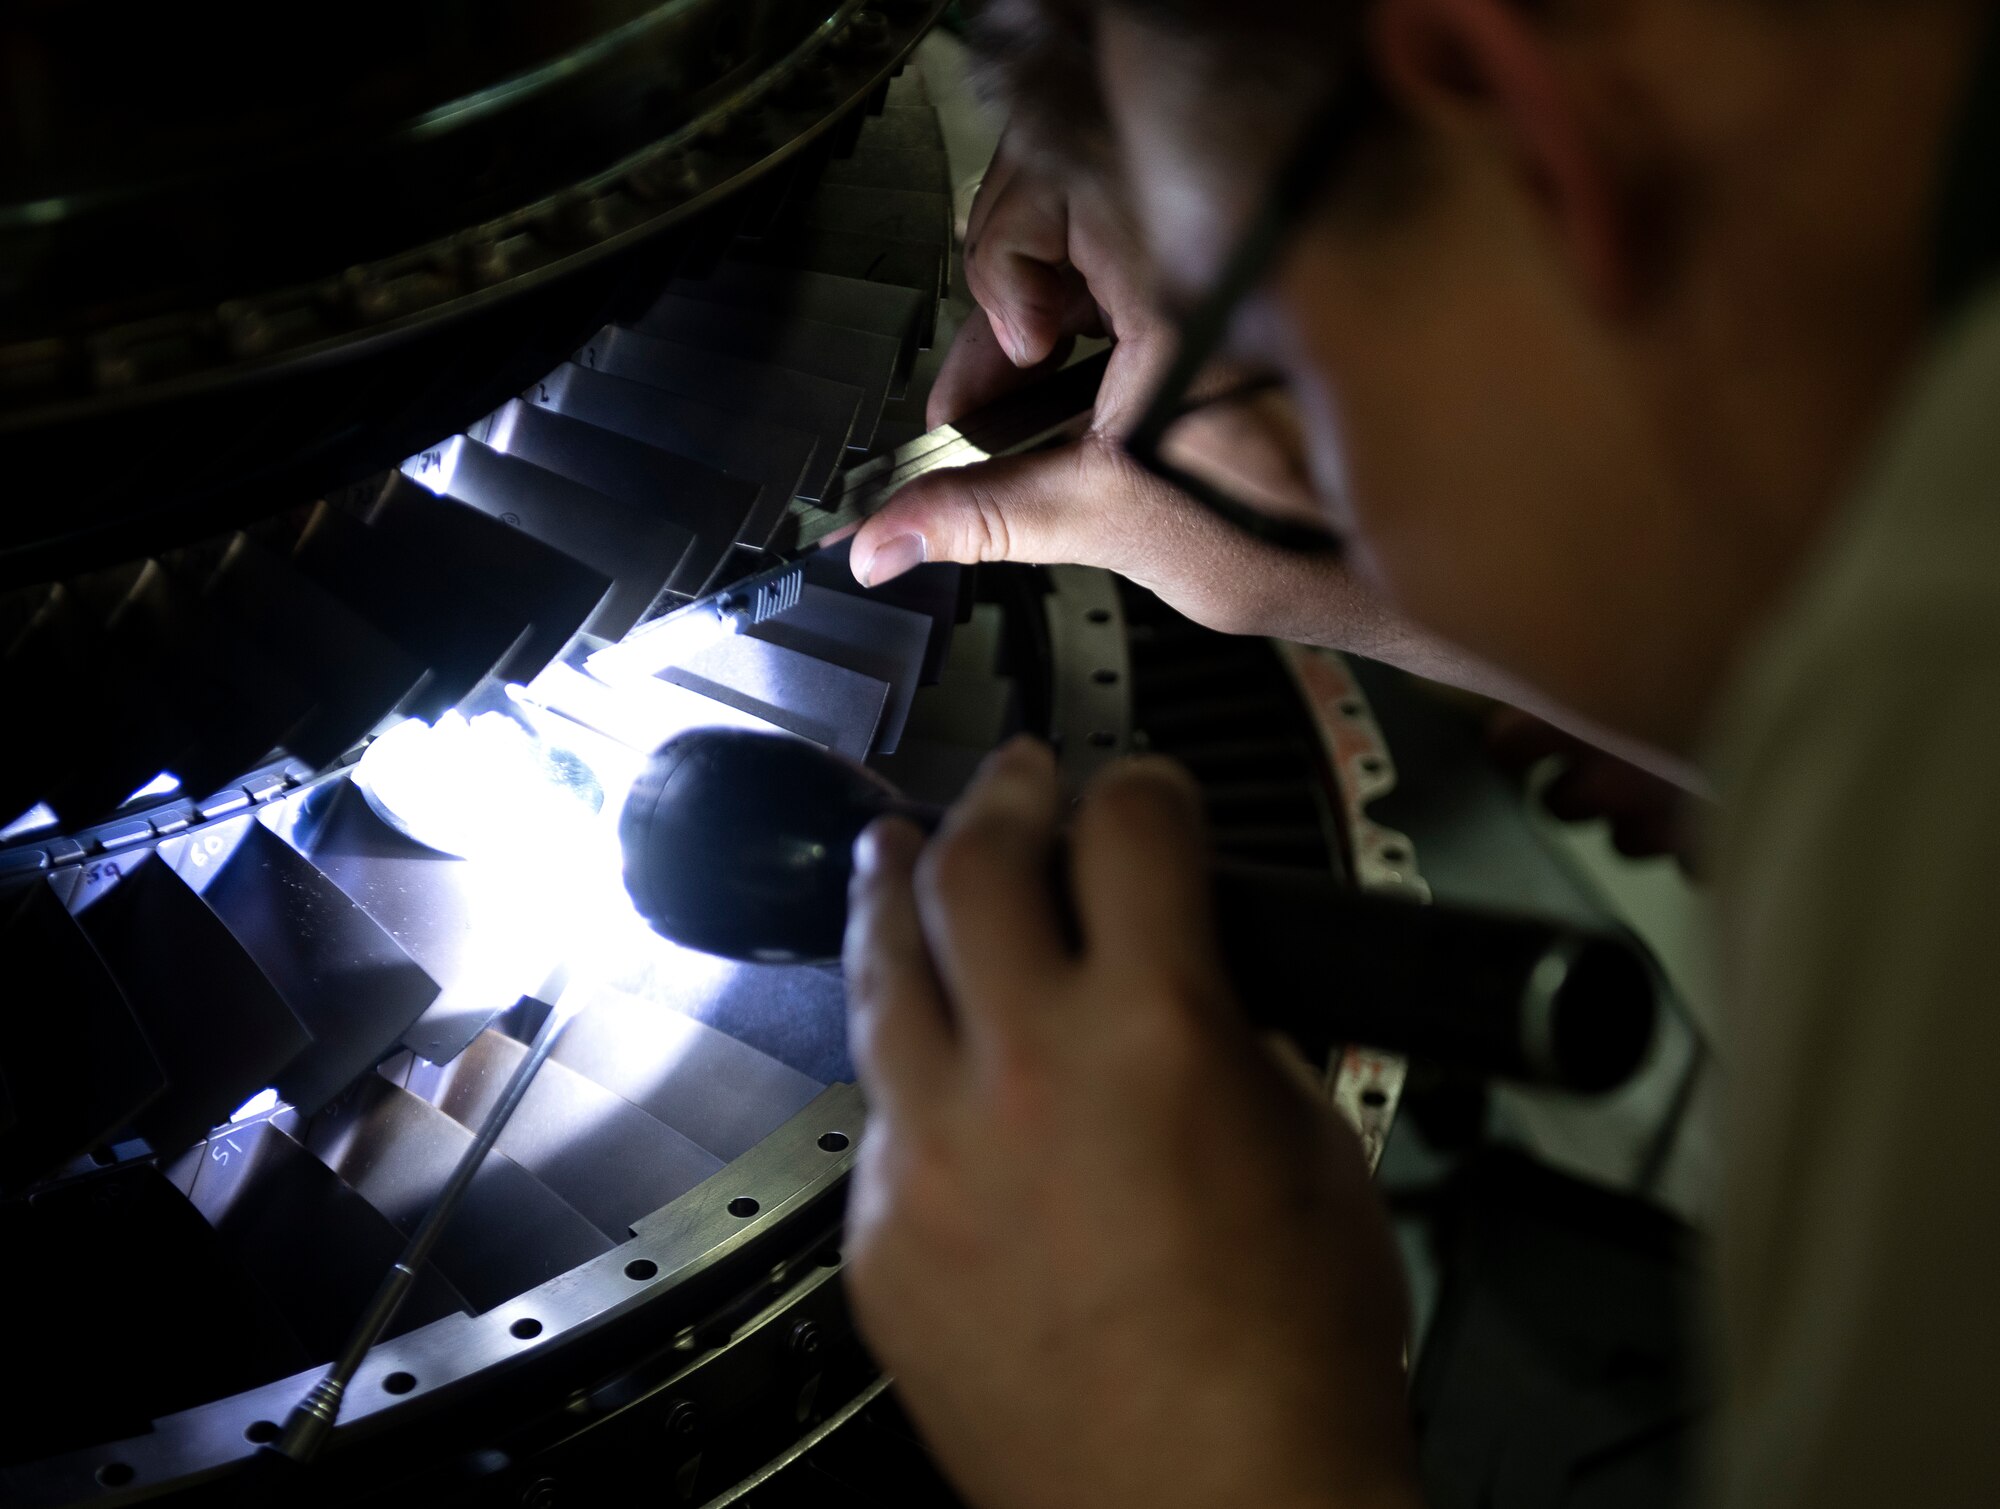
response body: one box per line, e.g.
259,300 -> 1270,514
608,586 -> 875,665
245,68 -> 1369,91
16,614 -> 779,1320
244,1420 -> 279,1445
1361,1088 -> 1389,1109
510,1317 -> 544,1341
1380,845 -> 1407,864
96,1463 -> 134,1488
625,1258 -> 659,1281
1359,756 -> 1385,775
729,1196 -> 760,1218
1086,608 -> 1112,625
817,1131 -> 850,1152
1339,699 -> 1364,718
1092,669 -> 1119,685
382,1371 -> 418,1396
1088,731 -> 1117,749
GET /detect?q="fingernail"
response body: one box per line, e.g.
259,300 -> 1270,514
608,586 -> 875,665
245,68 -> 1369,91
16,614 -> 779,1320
855,815 -> 921,875
986,735 -> 1050,777
1114,754 -> 1204,814
860,533 -> 927,588
996,312 -> 1028,365
852,823 -> 881,876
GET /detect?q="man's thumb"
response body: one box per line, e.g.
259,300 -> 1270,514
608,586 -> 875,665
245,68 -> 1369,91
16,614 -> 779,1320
850,447 -> 1116,588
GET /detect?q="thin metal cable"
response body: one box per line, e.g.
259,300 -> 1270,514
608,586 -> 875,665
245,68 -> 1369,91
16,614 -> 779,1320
272,1000 -> 572,1466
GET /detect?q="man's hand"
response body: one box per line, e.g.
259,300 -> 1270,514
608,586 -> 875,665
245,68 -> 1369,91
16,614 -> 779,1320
852,133 -> 1462,677
841,738 -> 1424,1509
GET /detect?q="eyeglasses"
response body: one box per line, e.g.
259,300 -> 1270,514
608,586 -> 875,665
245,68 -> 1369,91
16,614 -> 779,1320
1121,79 -> 1384,556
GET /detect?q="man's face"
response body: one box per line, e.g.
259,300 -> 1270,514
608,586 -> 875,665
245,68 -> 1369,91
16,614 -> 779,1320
1096,12 -> 1689,745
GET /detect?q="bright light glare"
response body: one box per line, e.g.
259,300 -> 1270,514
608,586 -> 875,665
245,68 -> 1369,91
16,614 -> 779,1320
583,602 -> 736,686
354,710 -> 603,863
0,803 -> 57,842
503,684 -> 644,815
124,771 -> 180,803
344,642 -> 802,1012
349,706 -> 653,1005
3,774 -> 179,848
229,1087 -> 281,1123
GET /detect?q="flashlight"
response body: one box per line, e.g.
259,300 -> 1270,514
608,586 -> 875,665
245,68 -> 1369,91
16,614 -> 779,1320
619,728 -> 1657,1094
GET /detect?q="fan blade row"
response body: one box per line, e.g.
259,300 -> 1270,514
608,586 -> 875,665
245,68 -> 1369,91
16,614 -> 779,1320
176,1109 -> 472,1358
0,66 -> 987,1490
735,101 -> 952,338
0,478 -> 614,833
1,69 -> 953,836
396,1027 -> 722,1239
0,806 -> 443,1189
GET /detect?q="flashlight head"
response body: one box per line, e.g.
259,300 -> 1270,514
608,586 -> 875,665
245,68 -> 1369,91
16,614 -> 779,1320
619,727 -> 904,964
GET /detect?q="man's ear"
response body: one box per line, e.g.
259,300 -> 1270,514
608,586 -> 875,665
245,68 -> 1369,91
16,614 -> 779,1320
1368,0 -> 1635,316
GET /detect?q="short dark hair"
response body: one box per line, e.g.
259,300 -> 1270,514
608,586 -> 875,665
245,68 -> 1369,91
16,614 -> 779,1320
966,0 -> 1112,174
968,0 -> 1399,212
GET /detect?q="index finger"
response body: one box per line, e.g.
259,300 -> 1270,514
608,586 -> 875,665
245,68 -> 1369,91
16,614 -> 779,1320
1068,756 -> 1224,993
845,816 -> 955,1115
913,737 -> 1072,1042
925,310 -> 1073,430
962,131 -> 1023,254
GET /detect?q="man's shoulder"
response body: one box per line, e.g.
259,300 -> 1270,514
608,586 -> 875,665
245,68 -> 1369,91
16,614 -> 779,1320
1713,279 -> 2000,799
1705,286 -> 2000,1509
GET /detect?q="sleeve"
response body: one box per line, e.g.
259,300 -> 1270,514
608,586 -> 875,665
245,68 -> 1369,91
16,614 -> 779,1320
1712,608 -> 2000,1509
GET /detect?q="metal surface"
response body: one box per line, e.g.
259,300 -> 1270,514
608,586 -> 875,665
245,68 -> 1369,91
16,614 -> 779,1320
634,293 -> 902,450
1274,643 -> 1422,1170
1044,564 -> 1135,788
264,780 -> 529,1066
0,563 -> 1423,1501
549,986 -> 824,1163
668,262 -> 924,388
162,812 -> 442,1117
402,435 -> 697,643
531,360 -> 824,522
2,1082 -> 865,1504
675,264 -> 930,380
58,849 -> 316,1154
474,396 -> 757,600
747,582 -> 932,754
3,50 -> 967,1504
179,1114 -> 473,1359
367,472 -> 616,686
0,882 -> 166,1188
580,323 -> 868,457
0,2 -> 948,587
4,4 -> 861,347
304,1074 -> 614,1310
404,1028 -> 725,1234
0,51 -> 1447,1500
285,499 -> 530,724
274,1003 -> 575,1466
668,632 -> 891,759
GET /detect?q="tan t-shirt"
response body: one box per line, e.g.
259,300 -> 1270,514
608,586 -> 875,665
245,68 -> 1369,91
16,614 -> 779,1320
1710,280 -> 2000,1506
